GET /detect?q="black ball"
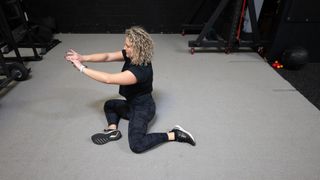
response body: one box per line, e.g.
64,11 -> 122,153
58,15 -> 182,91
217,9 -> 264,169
281,46 -> 308,69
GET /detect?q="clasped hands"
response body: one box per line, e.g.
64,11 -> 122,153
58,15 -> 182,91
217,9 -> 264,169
64,49 -> 85,71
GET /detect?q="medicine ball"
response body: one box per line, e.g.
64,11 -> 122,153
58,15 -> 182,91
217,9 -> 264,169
281,46 -> 308,69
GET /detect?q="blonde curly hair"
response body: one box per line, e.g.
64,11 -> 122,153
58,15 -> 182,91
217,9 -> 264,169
125,26 -> 154,66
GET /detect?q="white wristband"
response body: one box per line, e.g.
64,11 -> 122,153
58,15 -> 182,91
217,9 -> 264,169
80,65 -> 86,73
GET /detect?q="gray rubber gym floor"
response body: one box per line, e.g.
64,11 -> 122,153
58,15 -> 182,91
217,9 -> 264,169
1,34 -> 320,180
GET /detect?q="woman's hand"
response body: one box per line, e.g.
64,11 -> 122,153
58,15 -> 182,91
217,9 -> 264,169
65,49 -> 85,62
65,49 -> 86,72
69,59 -> 84,71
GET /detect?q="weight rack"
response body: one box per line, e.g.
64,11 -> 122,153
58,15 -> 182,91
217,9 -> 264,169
186,0 -> 267,54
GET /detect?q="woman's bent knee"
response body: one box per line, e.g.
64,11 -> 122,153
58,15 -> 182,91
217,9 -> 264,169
129,140 -> 146,154
130,145 -> 144,154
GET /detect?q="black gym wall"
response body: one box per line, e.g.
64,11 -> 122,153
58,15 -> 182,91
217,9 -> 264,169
23,0 -> 217,33
266,0 -> 320,63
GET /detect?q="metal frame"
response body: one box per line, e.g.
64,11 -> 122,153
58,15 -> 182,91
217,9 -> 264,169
188,0 -> 265,54
0,49 -> 14,89
181,0 -> 207,35
0,0 -> 60,57
0,0 -> 42,61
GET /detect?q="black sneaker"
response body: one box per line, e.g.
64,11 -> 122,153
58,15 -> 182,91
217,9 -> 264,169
91,129 -> 122,145
171,125 -> 196,146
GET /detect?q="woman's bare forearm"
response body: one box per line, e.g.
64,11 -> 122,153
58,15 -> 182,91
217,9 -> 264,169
82,53 -> 110,62
83,51 -> 123,63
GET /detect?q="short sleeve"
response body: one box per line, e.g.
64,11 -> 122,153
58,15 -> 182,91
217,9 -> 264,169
128,66 -> 148,83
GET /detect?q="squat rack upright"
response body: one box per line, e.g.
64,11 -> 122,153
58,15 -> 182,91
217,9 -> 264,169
187,0 -> 265,54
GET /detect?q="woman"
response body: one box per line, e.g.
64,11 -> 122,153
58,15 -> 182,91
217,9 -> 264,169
65,26 -> 195,153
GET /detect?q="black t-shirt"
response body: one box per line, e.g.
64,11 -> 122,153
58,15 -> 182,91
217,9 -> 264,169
119,50 -> 153,100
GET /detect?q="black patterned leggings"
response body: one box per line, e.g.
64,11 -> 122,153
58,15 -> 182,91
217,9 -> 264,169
104,94 -> 168,153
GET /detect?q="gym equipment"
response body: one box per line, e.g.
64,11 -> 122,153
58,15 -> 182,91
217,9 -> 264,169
0,49 -> 30,90
186,0 -> 268,54
0,0 -> 42,62
281,46 -> 308,69
271,60 -> 283,69
0,0 -> 60,56
0,0 -> 38,90
181,0 -> 208,36
266,0 -> 320,63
